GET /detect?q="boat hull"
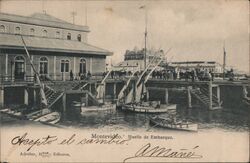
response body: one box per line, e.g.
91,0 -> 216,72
33,112 -> 61,124
81,104 -> 116,113
122,104 -> 176,113
150,117 -> 198,132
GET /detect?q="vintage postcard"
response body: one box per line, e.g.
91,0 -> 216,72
0,0 -> 249,162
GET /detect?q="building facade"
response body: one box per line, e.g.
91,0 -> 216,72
168,61 -> 224,74
114,48 -> 164,72
0,12 -> 112,81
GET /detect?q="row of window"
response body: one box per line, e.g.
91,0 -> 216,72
14,56 -> 87,75
0,25 -> 82,41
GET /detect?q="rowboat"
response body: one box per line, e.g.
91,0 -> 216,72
122,101 -> 176,113
33,111 -> 61,124
81,104 -> 116,113
149,116 -> 198,132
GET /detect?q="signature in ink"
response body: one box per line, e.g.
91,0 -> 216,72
123,143 -> 202,162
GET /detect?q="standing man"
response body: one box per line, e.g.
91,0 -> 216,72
70,70 -> 74,81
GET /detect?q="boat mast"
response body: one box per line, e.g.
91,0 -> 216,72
144,5 -> 148,70
223,42 -> 226,80
20,35 -> 48,108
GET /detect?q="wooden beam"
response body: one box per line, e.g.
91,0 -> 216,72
147,87 -> 187,91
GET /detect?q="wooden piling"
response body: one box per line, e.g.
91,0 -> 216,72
33,89 -> 37,106
62,93 -> 66,118
85,93 -> 88,106
187,86 -> 192,108
208,81 -> 213,110
0,86 -> 4,108
113,83 -> 117,99
24,88 -> 28,105
103,82 -> 106,103
146,88 -> 149,101
165,88 -> 169,105
216,86 -> 221,106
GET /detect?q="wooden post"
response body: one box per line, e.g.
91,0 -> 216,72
187,87 -> 192,108
103,83 -> 106,104
165,88 -> 169,105
62,93 -> 66,118
243,85 -> 247,98
146,88 -> 149,101
0,87 -> 4,108
208,81 -> 213,110
113,83 -> 117,99
89,83 -> 92,93
216,86 -> 220,106
85,93 -> 89,106
24,88 -> 29,105
33,89 -> 37,106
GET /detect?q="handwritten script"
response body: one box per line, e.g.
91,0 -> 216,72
123,143 -> 202,162
10,133 -> 202,162
11,132 -> 131,151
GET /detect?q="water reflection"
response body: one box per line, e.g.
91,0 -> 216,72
60,105 -> 249,132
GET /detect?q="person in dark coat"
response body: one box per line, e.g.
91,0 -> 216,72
70,70 -> 74,81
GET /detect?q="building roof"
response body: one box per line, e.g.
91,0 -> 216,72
0,12 -> 89,32
0,33 -> 112,56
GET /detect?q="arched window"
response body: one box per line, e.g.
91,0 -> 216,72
30,28 -> 35,35
42,29 -> 47,37
77,34 -> 81,41
39,57 -> 48,74
0,25 -> 5,33
61,60 -> 70,73
14,56 -> 25,80
79,58 -> 86,74
67,33 -> 71,40
56,31 -> 60,38
15,26 -> 21,34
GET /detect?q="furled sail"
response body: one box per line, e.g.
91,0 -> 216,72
20,35 -> 48,109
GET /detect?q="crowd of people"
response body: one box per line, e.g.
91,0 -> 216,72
67,67 -> 236,82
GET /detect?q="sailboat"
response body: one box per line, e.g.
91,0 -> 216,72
121,49 -> 177,113
118,6 -> 176,113
79,70 -> 116,113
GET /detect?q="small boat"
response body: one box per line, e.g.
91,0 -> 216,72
0,108 -> 11,113
149,116 -> 198,132
122,101 -> 176,113
33,111 -> 61,124
243,97 -> 250,107
81,103 -> 116,113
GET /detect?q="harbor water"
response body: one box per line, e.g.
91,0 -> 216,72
60,104 -> 250,133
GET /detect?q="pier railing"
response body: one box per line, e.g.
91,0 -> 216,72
0,75 -> 35,84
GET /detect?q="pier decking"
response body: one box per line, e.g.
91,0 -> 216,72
0,74 -> 249,113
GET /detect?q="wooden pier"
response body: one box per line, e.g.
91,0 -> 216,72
0,76 -> 249,112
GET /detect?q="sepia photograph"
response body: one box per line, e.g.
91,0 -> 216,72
0,0 -> 249,162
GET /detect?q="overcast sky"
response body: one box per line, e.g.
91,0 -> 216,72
0,0 -> 249,73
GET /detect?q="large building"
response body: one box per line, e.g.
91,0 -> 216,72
0,12 -> 112,81
114,47 -> 164,72
168,61 -> 224,74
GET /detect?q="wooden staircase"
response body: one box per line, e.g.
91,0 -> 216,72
44,85 -> 64,109
190,85 -> 222,110
72,81 -> 88,90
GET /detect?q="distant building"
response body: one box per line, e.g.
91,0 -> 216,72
114,47 -> 164,72
168,61 -> 224,73
0,12 -> 112,81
